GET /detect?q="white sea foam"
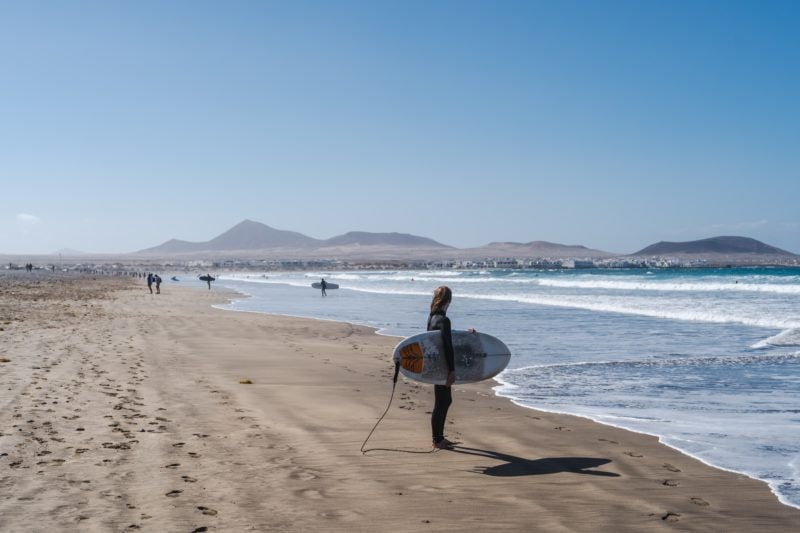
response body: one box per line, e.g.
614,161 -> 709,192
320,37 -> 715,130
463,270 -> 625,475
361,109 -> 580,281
752,329 -> 800,348
536,278 -> 800,294
503,352 -> 800,374
451,291 -> 800,330
226,272 -> 800,330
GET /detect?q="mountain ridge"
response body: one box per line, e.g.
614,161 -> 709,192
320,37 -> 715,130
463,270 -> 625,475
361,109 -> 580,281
137,219 -> 608,259
134,221 -> 796,261
633,236 -> 796,257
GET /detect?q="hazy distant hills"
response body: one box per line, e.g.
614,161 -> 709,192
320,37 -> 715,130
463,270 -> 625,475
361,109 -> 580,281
53,248 -> 88,256
632,236 -> 796,257
465,241 -> 615,259
137,220 -> 453,259
140,220 -> 321,254
134,221 -> 796,262
324,231 -> 450,248
136,220 -> 608,260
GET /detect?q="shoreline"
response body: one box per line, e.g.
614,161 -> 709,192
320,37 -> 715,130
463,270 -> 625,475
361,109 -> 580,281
2,275 -> 798,531
493,388 -> 800,511
214,282 -> 800,511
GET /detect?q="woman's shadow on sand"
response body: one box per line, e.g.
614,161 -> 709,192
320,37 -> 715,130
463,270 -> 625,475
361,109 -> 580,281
451,446 -> 620,477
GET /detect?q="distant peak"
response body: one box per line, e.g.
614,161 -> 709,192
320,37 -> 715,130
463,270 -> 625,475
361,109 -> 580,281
232,219 -> 269,228
633,236 -> 795,256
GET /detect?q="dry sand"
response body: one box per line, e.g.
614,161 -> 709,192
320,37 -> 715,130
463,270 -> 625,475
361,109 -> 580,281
1,274 -> 797,532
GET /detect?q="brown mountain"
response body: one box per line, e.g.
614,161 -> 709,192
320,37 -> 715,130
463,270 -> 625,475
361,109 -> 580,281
323,231 -> 450,248
464,241 -> 615,259
633,236 -> 795,256
135,220 -> 610,260
138,220 -> 322,254
137,220 -> 451,257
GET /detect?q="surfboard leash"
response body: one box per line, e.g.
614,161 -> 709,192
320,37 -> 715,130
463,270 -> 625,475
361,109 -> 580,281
359,362 -> 401,453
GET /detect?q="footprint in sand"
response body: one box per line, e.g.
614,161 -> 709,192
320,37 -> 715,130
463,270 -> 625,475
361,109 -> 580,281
165,490 -> 182,497
624,451 -> 643,458
296,488 -> 324,499
290,469 -> 320,481
690,497 -> 710,507
181,475 -> 198,483
164,463 -> 181,469
197,506 -> 218,516
661,512 -> 680,522
598,438 -> 618,445
663,479 -> 679,487
663,463 -> 681,472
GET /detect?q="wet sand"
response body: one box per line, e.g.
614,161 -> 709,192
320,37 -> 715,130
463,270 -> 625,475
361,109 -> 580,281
1,274 -> 797,531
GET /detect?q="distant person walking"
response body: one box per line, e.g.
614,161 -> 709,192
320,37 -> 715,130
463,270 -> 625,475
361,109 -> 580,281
320,278 -> 328,297
155,274 -> 162,294
147,273 -> 154,294
205,274 -> 213,290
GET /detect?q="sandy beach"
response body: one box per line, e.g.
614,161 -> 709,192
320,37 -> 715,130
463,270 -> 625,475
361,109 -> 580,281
1,274 -> 797,532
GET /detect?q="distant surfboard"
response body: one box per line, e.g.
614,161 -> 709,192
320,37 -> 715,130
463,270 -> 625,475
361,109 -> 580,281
171,276 -> 179,281
199,275 -> 215,282
392,330 -> 511,385
311,282 -> 339,289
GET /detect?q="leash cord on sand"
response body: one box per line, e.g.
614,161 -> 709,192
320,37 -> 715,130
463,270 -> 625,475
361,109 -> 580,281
360,363 -> 400,453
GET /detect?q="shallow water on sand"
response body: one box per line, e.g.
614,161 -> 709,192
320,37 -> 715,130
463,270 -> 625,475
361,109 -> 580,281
194,267 -> 800,509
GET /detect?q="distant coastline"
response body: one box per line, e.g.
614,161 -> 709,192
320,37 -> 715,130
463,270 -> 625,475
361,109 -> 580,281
3,255 -> 799,278
2,220 -> 798,269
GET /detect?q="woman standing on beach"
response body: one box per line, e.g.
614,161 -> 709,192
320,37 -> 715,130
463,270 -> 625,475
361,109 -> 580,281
428,286 -> 457,449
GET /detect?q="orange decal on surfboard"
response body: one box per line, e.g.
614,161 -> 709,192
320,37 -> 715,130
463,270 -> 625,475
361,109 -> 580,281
399,343 -> 423,373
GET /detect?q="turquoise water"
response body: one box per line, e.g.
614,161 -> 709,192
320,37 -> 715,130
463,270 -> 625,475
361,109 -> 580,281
197,267 -> 800,508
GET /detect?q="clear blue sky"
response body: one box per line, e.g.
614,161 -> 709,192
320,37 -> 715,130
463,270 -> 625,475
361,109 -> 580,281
2,0 -> 798,255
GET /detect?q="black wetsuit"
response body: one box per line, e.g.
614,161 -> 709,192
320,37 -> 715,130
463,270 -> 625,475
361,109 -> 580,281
428,310 -> 455,443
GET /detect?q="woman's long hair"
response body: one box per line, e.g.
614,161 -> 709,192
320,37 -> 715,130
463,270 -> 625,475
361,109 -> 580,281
430,286 -> 452,314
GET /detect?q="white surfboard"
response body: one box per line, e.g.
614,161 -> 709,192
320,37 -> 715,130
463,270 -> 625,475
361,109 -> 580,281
392,330 -> 511,385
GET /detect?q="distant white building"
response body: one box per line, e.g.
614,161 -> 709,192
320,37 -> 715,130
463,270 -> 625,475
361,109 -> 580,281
527,259 -> 562,269
563,259 -> 595,269
492,258 -> 520,269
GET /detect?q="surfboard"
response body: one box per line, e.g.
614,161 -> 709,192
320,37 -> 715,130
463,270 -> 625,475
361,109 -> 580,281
199,275 -> 215,282
311,282 -> 339,289
392,330 -> 511,385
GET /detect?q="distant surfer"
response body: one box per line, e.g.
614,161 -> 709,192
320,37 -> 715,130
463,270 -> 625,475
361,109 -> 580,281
146,273 -> 154,294
427,286 -> 463,450
205,274 -> 212,290
154,274 -> 162,294
320,278 -> 327,297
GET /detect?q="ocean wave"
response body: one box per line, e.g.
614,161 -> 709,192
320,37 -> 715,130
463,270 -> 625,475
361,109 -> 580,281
502,352 -> 800,375
454,292 -> 800,330
753,329 -> 800,349
536,278 -> 800,294
229,275 -> 800,329
222,277 -> 314,289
